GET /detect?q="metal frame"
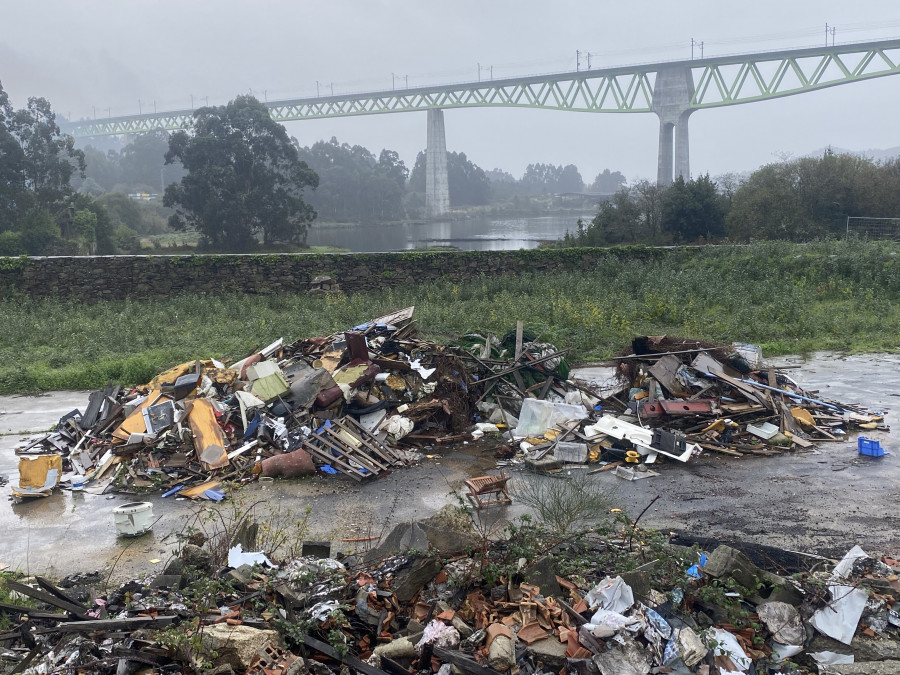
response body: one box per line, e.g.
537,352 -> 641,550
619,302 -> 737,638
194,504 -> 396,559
63,39 -> 900,138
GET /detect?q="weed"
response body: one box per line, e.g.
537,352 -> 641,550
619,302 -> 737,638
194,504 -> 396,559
510,470 -> 617,534
4,240 -> 900,394
164,491 -> 312,568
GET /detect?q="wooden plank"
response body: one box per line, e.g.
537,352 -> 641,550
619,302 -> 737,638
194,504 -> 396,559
303,441 -> 367,481
188,398 -> 229,470
35,577 -> 87,611
0,601 -> 69,620
588,460 -> 625,474
514,320 -> 524,361
111,391 -> 163,442
310,430 -> 382,474
649,355 -> 690,397
697,442 -> 743,457
302,635 -> 390,675
433,647 -> 507,675
784,431 -> 813,448
55,616 -> 177,632
692,353 -> 770,408
5,581 -> 87,618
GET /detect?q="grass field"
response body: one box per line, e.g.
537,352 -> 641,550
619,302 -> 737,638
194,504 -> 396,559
2,239 -> 899,395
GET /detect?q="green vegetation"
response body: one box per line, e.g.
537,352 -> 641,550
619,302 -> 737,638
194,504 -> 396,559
164,96 -> 319,251
562,150 -> 900,247
1,239 -> 900,394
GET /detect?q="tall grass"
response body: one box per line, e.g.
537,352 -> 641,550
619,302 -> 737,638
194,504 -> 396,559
2,239 -> 899,395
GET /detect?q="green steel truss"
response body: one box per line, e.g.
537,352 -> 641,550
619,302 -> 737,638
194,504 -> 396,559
65,39 -> 900,137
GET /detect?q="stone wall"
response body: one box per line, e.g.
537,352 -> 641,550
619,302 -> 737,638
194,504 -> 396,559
0,247 -> 673,301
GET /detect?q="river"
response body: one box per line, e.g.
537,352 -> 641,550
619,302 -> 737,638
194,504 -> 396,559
305,213 -> 592,252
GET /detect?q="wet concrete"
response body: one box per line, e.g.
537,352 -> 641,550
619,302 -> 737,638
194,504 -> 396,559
0,351 -> 897,580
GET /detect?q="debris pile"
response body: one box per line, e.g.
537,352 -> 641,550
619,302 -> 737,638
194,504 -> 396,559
601,336 -> 886,460
8,311 -> 583,502
8,324 -> 888,502
2,514 -> 899,674
487,336 -> 887,476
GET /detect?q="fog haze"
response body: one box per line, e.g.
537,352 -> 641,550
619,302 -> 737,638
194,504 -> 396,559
3,0 -> 899,181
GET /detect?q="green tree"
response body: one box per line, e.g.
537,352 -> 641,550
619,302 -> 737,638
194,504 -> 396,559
18,208 -> 60,254
0,83 -> 27,228
7,96 -> 84,209
727,162 -> 815,241
73,208 -> 97,253
164,96 -> 318,251
409,150 -> 490,206
661,174 -> 725,242
297,138 -> 407,223
590,169 -> 627,194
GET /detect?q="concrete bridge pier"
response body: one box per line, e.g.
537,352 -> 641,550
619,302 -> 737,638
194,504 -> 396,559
652,66 -> 695,186
425,108 -> 450,218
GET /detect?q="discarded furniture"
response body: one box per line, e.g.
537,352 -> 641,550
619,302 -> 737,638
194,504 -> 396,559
464,471 -> 512,509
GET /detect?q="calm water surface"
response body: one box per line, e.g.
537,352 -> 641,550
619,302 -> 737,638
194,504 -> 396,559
306,214 -> 592,252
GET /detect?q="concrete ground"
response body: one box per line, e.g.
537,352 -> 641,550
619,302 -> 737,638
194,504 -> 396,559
0,351 -> 897,581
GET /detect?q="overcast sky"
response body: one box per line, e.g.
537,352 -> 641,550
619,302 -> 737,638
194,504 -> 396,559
2,1 -> 899,182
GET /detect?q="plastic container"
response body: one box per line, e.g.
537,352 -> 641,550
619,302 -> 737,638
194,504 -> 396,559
857,436 -> 884,457
112,501 -> 154,537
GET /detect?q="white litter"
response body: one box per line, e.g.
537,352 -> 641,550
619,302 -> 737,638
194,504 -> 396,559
227,544 -> 274,569
709,628 -> 752,674
585,576 -> 635,614
809,584 -> 868,644
833,544 -> 868,579
809,651 -> 854,666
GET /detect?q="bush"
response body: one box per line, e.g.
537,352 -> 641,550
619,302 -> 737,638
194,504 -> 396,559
0,231 -> 25,256
510,470 -> 617,534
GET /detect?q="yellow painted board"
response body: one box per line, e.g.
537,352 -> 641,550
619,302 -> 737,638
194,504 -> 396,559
181,480 -> 222,499
189,398 -> 229,470
147,360 -> 216,390
790,407 -> 816,428
112,391 -> 164,442
13,455 -> 62,498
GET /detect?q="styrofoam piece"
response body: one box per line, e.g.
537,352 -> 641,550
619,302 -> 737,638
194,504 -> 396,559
746,421 -> 779,440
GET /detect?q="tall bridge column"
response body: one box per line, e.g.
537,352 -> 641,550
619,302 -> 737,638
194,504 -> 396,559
425,108 -> 450,218
651,67 -> 695,186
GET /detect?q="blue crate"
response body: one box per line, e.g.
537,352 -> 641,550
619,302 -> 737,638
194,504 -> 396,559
858,436 -> 885,457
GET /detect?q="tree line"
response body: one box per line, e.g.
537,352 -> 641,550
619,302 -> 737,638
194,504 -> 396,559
563,150 -> 900,247
0,82 -> 138,255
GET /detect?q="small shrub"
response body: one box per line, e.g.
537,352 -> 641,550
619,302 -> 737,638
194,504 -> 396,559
510,471 -> 617,534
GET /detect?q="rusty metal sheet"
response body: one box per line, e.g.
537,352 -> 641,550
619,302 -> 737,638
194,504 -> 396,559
659,399 -> 714,416
638,401 -> 664,417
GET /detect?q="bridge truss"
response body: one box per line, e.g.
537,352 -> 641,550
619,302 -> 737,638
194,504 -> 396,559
65,39 -> 900,138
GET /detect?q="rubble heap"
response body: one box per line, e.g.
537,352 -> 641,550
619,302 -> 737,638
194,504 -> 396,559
9,321 -> 886,502
1,520 -> 898,674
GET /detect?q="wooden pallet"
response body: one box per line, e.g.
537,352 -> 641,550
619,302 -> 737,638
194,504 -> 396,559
303,416 -> 407,481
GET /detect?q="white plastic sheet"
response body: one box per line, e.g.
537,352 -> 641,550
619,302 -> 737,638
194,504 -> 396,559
513,399 -> 588,437
584,609 -> 638,637
227,544 -> 274,568
809,584 -> 868,644
769,642 -> 803,662
585,576 -> 635,614
809,651 -> 854,666
833,544 -> 868,579
710,628 -> 752,674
